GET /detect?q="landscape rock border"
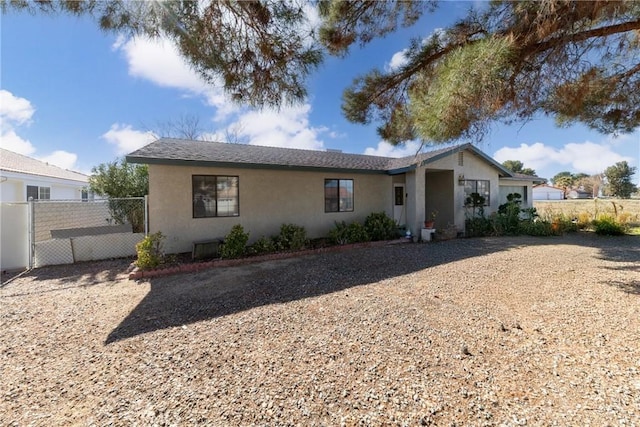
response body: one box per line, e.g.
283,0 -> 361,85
128,237 -> 412,280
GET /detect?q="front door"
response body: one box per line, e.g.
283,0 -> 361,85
393,184 -> 406,226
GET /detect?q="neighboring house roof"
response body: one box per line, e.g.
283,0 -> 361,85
504,173 -> 546,184
533,183 -> 564,191
0,148 -> 88,183
127,138 -> 515,177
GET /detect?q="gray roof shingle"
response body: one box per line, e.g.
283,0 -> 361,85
127,138 -> 512,176
0,148 -> 88,183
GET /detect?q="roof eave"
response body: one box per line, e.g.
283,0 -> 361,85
126,156 -> 388,175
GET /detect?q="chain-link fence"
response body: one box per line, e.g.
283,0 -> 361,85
31,197 -> 147,268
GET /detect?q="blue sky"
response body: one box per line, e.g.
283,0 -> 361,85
1,1 -> 639,183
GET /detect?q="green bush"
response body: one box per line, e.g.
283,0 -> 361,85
135,231 -> 165,270
519,220 -> 555,236
593,216 -> 626,236
220,224 -> 249,259
328,221 -> 349,245
557,217 -> 579,233
275,223 -> 308,251
364,212 -> 397,241
464,217 -> 493,237
247,235 -> 276,256
346,222 -> 369,243
495,193 -> 523,235
329,221 -> 370,245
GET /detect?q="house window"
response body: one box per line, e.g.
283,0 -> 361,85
192,175 -> 239,218
458,151 -> 464,166
325,179 -> 354,212
464,180 -> 490,206
499,186 -> 527,205
26,185 -> 50,200
81,189 -> 89,202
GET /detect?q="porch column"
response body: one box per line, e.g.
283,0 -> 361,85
405,168 -> 426,237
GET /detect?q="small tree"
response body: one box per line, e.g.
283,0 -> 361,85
89,159 -> 148,232
502,160 -> 536,176
604,161 -> 637,199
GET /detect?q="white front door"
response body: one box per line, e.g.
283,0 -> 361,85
393,184 -> 406,226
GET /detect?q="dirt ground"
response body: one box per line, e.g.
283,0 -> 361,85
1,233 -> 639,426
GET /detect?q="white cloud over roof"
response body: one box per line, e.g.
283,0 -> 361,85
102,123 -> 157,155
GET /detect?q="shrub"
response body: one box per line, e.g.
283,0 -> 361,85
346,222 -> 370,243
464,217 -> 493,237
328,221 -> 349,245
135,231 -> 165,270
521,207 -> 539,221
576,211 -> 592,229
220,224 -> 249,259
593,216 -> 626,236
519,220 -> 555,236
247,235 -> 276,256
275,223 -> 308,251
495,193 -> 523,235
329,221 -> 369,245
364,212 -> 397,241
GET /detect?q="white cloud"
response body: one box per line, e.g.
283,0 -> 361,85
493,140 -> 634,176
0,90 -> 84,170
113,35 -> 237,120
227,104 -> 326,150
37,150 -> 79,170
387,49 -> 409,71
102,123 -> 157,155
0,90 -> 35,126
386,28 -> 444,72
112,31 -> 332,152
364,140 -> 424,158
0,129 -> 36,155
0,90 -> 37,155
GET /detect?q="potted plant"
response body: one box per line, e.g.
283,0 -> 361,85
424,210 -> 438,228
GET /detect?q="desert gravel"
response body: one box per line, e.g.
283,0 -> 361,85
1,233 -> 639,426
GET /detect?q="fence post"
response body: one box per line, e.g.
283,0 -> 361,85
144,195 -> 149,236
27,197 -> 34,269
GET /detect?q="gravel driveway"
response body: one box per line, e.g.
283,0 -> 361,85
1,233 -> 639,426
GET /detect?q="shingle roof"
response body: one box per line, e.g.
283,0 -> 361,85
0,148 -> 88,183
126,138 -> 513,176
510,173 -> 546,183
127,138 -> 392,172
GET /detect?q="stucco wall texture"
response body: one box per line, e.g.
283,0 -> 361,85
149,164 -> 393,254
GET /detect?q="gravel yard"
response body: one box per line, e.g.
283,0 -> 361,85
1,233 -> 639,426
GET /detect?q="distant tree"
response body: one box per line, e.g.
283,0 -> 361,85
604,161 -> 637,199
89,159 -> 148,197
148,113 -> 208,141
89,159 -> 148,231
589,174 -> 604,197
551,171 -> 574,191
502,160 -> 537,176
574,174 -> 597,197
145,113 -> 246,143
5,1 -> 640,146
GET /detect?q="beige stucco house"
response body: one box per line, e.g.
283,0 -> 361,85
127,138 -> 541,254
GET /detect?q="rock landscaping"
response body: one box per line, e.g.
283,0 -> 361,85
1,233 -> 638,425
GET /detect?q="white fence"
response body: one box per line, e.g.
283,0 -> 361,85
1,202 -> 29,271
0,197 -> 147,272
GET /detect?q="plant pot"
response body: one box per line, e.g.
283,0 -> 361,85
424,221 -> 435,229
